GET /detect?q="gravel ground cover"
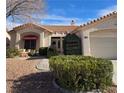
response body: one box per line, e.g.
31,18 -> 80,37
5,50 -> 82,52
6,58 -> 117,93
6,58 -> 61,93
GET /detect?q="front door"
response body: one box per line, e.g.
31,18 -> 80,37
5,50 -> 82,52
24,39 -> 36,49
51,37 -> 61,52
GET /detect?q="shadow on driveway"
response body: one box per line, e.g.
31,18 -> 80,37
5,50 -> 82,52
12,72 -> 61,93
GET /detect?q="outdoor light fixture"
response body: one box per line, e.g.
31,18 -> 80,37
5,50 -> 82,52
84,36 -> 88,39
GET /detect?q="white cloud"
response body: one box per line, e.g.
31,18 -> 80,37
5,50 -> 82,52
7,14 -> 93,28
41,20 -> 83,26
42,15 -> 80,21
41,14 -> 86,25
70,4 -> 76,8
98,5 -> 117,16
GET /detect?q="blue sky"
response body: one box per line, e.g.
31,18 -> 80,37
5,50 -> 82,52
7,0 -> 117,29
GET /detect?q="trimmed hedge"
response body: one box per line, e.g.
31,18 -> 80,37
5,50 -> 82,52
39,47 -> 48,56
39,47 -> 58,57
49,55 -> 113,92
47,48 -> 58,58
6,48 -> 20,58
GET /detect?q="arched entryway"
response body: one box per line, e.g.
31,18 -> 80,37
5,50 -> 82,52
19,32 -> 40,50
23,35 -> 38,49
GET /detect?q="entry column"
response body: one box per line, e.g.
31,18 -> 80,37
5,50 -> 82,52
40,32 -> 44,47
15,33 -> 20,49
82,31 -> 91,56
60,37 -> 63,54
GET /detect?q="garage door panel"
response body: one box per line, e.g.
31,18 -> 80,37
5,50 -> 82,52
90,37 -> 117,59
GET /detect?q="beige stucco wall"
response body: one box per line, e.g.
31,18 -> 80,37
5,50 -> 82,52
96,16 -> 117,30
43,32 -> 51,47
9,32 -> 16,48
75,31 -> 82,38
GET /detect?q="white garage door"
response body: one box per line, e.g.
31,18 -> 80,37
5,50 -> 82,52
90,30 -> 117,59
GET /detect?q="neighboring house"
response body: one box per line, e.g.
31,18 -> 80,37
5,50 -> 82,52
8,11 -> 117,59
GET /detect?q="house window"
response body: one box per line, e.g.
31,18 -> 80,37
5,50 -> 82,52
24,40 -> 36,49
23,35 -> 38,49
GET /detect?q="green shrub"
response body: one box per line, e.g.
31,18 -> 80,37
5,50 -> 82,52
6,48 -> 20,58
39,47 -> 48,56
47,48 -> 58,58
49,55 -> 113,92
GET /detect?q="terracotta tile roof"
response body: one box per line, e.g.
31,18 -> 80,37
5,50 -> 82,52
13,23 -> 53,33
71,11 -> 117,33
10,23 -> 79,33
42,25 -> 78,33
81,11 -> 117,27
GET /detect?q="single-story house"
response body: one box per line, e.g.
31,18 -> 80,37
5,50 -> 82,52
8,11 -> 117,59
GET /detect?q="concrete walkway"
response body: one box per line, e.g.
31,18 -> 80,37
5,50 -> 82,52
36,58 -> 49,71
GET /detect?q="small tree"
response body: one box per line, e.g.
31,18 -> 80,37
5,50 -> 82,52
6,0 -> 45,22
